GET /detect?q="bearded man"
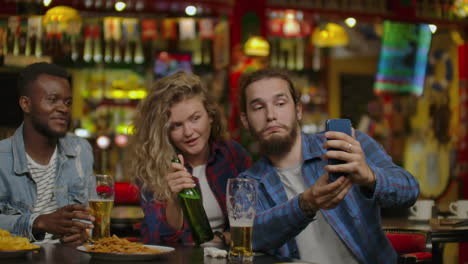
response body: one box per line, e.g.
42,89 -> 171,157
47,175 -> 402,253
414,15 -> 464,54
238,68 -> 419,264
0,62 -> 94,246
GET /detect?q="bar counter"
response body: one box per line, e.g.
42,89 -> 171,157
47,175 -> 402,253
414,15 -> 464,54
5,243 -> 290,264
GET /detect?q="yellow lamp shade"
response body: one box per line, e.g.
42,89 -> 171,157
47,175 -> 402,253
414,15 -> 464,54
312,23 -> 349,47
43,6 -> 81,33
244,36 -> 270,57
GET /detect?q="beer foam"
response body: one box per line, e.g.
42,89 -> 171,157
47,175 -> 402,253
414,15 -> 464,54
229,220 -> 253,227
89,199 -> 114,202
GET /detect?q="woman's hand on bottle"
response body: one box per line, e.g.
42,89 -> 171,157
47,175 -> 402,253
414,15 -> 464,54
166,154 -> 196,194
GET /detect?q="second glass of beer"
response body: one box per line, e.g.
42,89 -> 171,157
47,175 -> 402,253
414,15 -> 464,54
226,178 -> 257,264
88,174 -> 114,240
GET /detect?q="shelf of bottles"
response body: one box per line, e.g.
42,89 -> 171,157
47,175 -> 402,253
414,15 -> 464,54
267,0 -> 387,14
266,0 -> 468,23
416,0 -> 467,21
0,12 -> 217,69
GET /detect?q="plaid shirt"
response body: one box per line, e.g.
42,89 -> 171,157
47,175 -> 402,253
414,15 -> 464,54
239,131 -> 419,264
139,140 -> 252,245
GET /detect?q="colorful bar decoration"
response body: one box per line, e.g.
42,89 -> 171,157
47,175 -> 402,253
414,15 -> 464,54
374,20 -> 432,96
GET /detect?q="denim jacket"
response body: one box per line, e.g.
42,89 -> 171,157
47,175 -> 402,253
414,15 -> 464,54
0,124 -> 93,240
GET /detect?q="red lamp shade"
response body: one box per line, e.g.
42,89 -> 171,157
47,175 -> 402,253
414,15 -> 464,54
114,182 -> 140,205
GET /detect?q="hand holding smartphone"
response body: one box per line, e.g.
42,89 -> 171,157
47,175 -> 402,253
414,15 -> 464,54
325,119 -> 352,182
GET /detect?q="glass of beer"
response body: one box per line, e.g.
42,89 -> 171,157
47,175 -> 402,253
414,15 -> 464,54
88,174 -> 114,240
226,178 -> 257,264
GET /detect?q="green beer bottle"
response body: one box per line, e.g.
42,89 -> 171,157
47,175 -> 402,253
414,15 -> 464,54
172,156 -> 214,245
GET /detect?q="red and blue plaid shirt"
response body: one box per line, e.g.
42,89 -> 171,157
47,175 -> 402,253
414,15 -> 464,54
239,131 -> 419,264
139,139 -> 252,245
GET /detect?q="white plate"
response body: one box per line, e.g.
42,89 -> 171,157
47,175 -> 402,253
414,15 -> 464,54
0,247 -> 41,259
76,244 -> 175,261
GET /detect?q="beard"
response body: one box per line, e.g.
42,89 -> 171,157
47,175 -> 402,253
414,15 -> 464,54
249,122 -> 298,157
31,115 -> 68,138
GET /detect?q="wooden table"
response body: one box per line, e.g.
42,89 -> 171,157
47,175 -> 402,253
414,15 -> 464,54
383,217 -> 468,264
4,243 -> 291,264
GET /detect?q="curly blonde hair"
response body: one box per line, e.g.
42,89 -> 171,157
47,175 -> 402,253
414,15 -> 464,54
128,71 -> 223,201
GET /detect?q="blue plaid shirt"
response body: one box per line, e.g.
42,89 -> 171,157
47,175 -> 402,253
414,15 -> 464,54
239,131 -> 419,264
140,139 -> 252,245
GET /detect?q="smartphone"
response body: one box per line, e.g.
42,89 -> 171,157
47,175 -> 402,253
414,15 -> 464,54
325,119 -> 352,181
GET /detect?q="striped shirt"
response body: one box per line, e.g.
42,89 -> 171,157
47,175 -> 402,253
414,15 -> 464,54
139,139 -> 252,245
27,148 -> 59,240
239,131 -> 420,264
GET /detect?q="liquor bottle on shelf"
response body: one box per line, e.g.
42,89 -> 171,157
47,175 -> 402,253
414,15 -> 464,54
191,39 -> 202,65
24,34 -> 31,56
103,18 -> 113,63
113,39 -> 122,63
93,25 -> 102,63
83,25 -> 93,62
13,29 -> 21,56
5,29 -> 12,55
35,35 -> 42,57
7,17 -> 20,56
134,37 -> 144,64
70,34 -> 78,61
27,16 -> 42,57
104,38 -> 112,63
202,38 -> 211,65
296,38 -> 304,71
123,39 -> 133,64
172,156 -> 214,245
93,37 -> 102,63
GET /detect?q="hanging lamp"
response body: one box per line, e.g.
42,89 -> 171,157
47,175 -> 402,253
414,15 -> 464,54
312,23 -> 349,47
244,36 -> 270,57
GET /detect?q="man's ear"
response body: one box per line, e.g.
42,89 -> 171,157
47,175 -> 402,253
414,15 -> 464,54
296,103 -> 303,121
19,96 -> 31,114
240,112 -> 249,130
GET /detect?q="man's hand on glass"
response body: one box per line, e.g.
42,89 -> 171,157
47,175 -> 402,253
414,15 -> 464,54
33,204 -> 95,238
